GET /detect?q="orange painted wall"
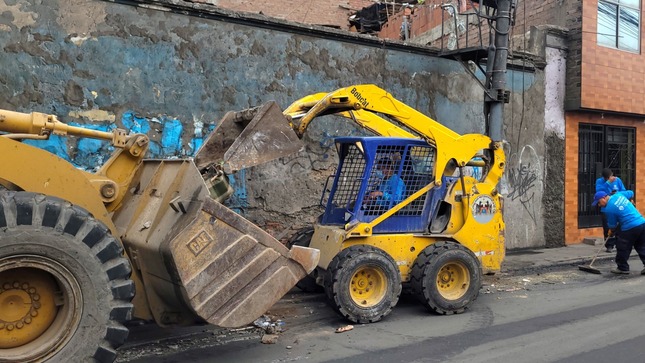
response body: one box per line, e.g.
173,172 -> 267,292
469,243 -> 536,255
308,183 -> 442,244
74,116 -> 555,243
581,0 -> 645,114
564,112 -> 645,244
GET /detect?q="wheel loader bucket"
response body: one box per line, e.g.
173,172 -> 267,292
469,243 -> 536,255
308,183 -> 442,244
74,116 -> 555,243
112,159 -> 319,328
195,101 -> 304,173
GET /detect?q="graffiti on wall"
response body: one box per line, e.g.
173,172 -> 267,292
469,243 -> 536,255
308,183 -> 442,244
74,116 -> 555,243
506,145 -> 542,226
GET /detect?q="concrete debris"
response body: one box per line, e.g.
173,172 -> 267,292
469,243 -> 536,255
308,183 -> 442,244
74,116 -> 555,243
335,325 -> 354,333
253,315 -> 285,334
261,334 -> 279,344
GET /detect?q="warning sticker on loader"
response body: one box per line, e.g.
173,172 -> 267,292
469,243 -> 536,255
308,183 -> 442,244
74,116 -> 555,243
472,195 -> 496,224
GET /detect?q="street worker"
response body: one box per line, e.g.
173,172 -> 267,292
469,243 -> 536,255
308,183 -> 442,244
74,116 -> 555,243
595,168 -> 626,195
595,168 -> 626,252
592,190 -> 645,275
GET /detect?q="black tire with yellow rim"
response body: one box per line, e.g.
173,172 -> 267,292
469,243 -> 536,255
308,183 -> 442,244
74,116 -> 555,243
0,192 -> 134,362
325,245 -> 401,323
411,241 -> 481,315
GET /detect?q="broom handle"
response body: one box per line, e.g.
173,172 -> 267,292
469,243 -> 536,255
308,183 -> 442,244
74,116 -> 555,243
589,236 -> 612,266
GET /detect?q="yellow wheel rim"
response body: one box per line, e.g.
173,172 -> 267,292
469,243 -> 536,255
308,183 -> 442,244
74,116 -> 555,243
436,261 -> 470,300
0,268 -> 58,348
349,266 -> 387,307
0,255 -> 82,362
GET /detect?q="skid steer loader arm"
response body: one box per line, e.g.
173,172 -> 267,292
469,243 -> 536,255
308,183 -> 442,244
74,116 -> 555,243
199,85 -> 503,187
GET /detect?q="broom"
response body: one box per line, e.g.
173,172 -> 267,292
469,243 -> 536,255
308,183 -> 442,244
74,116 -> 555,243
578,237 -> 611,274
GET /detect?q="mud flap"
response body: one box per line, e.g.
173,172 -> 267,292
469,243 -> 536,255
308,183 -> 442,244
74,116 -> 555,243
195,101 -> 304,173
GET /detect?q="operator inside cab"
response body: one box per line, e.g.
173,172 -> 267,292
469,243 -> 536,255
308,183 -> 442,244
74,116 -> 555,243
364,156 -> 406,209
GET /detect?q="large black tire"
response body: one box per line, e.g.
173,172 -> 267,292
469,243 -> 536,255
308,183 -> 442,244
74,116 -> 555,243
410,241 -> 481,315
0,192 -> 135,362
286,227 -> 323,293
325,245 -> 402,323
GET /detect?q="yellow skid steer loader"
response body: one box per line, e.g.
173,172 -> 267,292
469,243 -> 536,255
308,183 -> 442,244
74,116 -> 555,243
205,85 -> 506,324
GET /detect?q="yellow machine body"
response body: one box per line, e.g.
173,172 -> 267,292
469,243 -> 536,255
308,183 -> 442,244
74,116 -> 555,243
312,175 -> 505,281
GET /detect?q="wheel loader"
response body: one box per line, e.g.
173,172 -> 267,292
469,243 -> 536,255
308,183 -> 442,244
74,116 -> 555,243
0,109 -> 319,362
200,84 -> 506,324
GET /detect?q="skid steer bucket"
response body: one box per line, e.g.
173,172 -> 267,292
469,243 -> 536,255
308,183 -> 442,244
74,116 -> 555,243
112,159 -> 319,328
195,101 -> 304,173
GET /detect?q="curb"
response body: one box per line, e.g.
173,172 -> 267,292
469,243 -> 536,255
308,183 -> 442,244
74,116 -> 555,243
501,254 -> 617,274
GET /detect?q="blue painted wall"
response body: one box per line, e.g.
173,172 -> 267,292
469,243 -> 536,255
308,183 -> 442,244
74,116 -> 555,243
0,0 -> 547,248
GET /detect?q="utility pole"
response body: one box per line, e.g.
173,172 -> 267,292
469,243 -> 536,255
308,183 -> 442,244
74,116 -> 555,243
483,0 -> 514,142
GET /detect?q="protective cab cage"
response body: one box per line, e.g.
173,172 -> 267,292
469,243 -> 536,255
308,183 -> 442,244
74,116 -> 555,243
321,136 -> 462,234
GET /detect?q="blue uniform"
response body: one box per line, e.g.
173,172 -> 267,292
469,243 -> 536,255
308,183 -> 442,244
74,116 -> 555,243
378,174 -> 406,204
596,176 -> 627,247
596,176 -> 626,195
601,191 -> 643,231
600,190 -> 645,272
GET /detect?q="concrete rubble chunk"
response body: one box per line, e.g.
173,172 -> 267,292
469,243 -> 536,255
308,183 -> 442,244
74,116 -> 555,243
261,334 -> 279,344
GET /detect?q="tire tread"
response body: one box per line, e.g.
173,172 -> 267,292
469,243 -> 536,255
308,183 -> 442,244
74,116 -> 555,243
410,241 -> 481,315
0,192 -> 134,363
326,245 -> 402,324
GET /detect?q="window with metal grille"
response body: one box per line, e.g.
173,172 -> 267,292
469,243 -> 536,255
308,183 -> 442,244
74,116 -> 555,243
363,144 -> 435,216
330,144 -> 366,210
578,123 -> 636,228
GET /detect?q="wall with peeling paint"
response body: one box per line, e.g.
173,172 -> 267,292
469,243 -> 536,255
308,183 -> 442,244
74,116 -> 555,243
0,0 -> 552,249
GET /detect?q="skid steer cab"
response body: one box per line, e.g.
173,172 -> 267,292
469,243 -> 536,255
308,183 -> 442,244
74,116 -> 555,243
291,136 -> 505,324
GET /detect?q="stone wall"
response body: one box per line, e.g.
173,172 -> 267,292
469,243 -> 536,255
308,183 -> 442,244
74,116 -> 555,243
0,0 -> 551,248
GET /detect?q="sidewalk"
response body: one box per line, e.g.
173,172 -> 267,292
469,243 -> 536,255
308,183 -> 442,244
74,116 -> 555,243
501,242 -> 628,273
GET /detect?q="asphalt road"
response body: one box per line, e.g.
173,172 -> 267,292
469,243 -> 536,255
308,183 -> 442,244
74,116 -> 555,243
118,259 -> 645,363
